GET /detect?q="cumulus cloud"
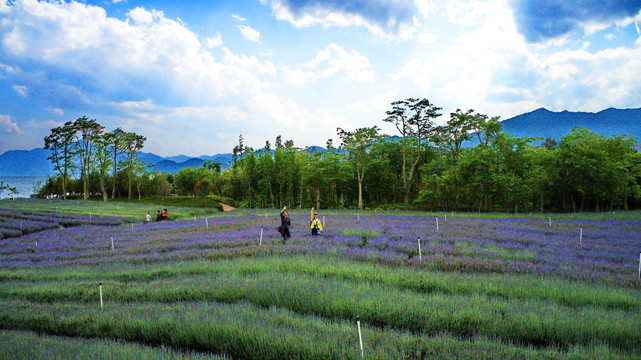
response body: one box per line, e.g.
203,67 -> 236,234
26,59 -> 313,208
0,114 -> 21,134
206,33 -> 223,48
286,43 -> 374,84
511,0 -> 641,42
264,0 -> 420,39
238,24 -> 261,42
0,0 -> 324,155
393,0 -> 641,118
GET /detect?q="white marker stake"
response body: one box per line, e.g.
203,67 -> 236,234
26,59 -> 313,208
580,228 -> 583,244
99,282 -> 103,309
356,316 -> 364,358
549,217 -> 551,227
357,213 -> 360,221
638,252 -> 640,278
323,216 -> 326,227
110,237 -> 114,251
417,237 -> 422,261
35,241 -> 38,247
445,214 -> 447,222
436,217 -> 439,232
260,226 -> 264,246
194,215 -> 197,223
206,218 -> 209,229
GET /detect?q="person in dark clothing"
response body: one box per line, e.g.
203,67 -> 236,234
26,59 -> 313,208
279,206 -> 291,242
156,210 -> 162,222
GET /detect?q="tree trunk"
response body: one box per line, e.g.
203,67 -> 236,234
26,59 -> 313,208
316,186 -> 321,209
100,174 -> 108,202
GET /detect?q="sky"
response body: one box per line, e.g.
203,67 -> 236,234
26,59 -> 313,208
1,0 -> 641,157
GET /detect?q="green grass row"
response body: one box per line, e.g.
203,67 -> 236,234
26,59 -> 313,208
0,198 -> 223,221
2,261 -> 640,352
0,330 -> 230,360
2,256 -> 638,312
0,299 -> 637,360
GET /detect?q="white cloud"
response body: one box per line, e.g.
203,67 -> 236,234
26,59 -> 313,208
238,24 -> 260,42
0,114 -> 21,134
266,0 -> 420,40
286,43 -> 374,84
128,7 -> 159,25
206,33 -> 223,48
232,14 -> 246,22
45,107 -> 63,116
12,85 -> 27,97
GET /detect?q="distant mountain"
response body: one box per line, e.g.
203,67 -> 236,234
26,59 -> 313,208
0,148 -> 53,176
500,107 -> 641,142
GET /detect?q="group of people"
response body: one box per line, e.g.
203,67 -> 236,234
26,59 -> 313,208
145,209 -> 169,223
278,206 -> 323,242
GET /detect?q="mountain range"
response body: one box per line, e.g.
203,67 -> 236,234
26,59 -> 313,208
1,107 -> 640,177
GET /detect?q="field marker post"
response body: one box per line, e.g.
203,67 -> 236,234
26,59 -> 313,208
110,237 -> 114,251
638,252 -> 640,278
548,217 -> 551,227
417,237 -> 422,261
357,213 -> 360,221
260,226 -> 264,246
90,212 -> 92,220
580,228 -> 583,244
445,214 -> 447,222
436,217 -> 439,232
99,282 -> 103,309
356,315 -> 364,358
206,218 -> 209,229
35,241 -> 37,247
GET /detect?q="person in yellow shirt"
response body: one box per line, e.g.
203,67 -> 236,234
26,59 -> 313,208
310,207 -> 323,236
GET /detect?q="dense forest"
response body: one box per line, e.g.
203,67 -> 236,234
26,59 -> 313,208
39,99 -> 641,213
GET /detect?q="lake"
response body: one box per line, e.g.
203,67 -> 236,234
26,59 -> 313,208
0,176 -> 48,199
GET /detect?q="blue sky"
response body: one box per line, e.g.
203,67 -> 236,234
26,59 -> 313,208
1,0 -> 641,156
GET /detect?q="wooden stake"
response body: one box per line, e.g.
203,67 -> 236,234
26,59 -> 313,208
356,316 -> 364,358
99,282 -> 103,309
417,237 -> 422,261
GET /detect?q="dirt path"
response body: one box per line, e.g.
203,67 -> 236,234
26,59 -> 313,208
220,203 -> 236,212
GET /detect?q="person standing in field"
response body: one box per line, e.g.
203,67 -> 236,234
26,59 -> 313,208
310,207 -> 323,236
156,210 -> 162,222
279,206 -> 291,242
163,209 -> 169,221
145,211 -> 151,223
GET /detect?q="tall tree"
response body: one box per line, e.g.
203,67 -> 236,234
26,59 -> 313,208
105,128 -> 126,199
121,132 -> 147,199
337,126 -> 380,209
43,121 -> 77,200
74,117 -> 104,200
384,98 -> 441,204
93,132 -> 113,202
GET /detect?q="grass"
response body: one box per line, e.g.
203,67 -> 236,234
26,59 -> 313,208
0,198 -> 223,221
1,200 -> 640,359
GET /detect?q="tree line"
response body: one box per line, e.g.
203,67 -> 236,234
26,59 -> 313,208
41,99 -> 641,212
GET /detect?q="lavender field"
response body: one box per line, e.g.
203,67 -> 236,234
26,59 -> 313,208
1,202 -> 640,359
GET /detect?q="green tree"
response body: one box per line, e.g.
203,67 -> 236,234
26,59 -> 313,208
73,117 -> 104,200
105,128 -> 127,199
383,98 -> 441,204
337,126 -> 380,210
44,121 -> 77,200
93,132 -> 113,202
121,132 -> 147,199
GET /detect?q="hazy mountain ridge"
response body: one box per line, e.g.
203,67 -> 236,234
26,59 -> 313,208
1,107 -> 640,177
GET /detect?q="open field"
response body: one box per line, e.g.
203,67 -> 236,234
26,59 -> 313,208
0,201 -> 640,359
